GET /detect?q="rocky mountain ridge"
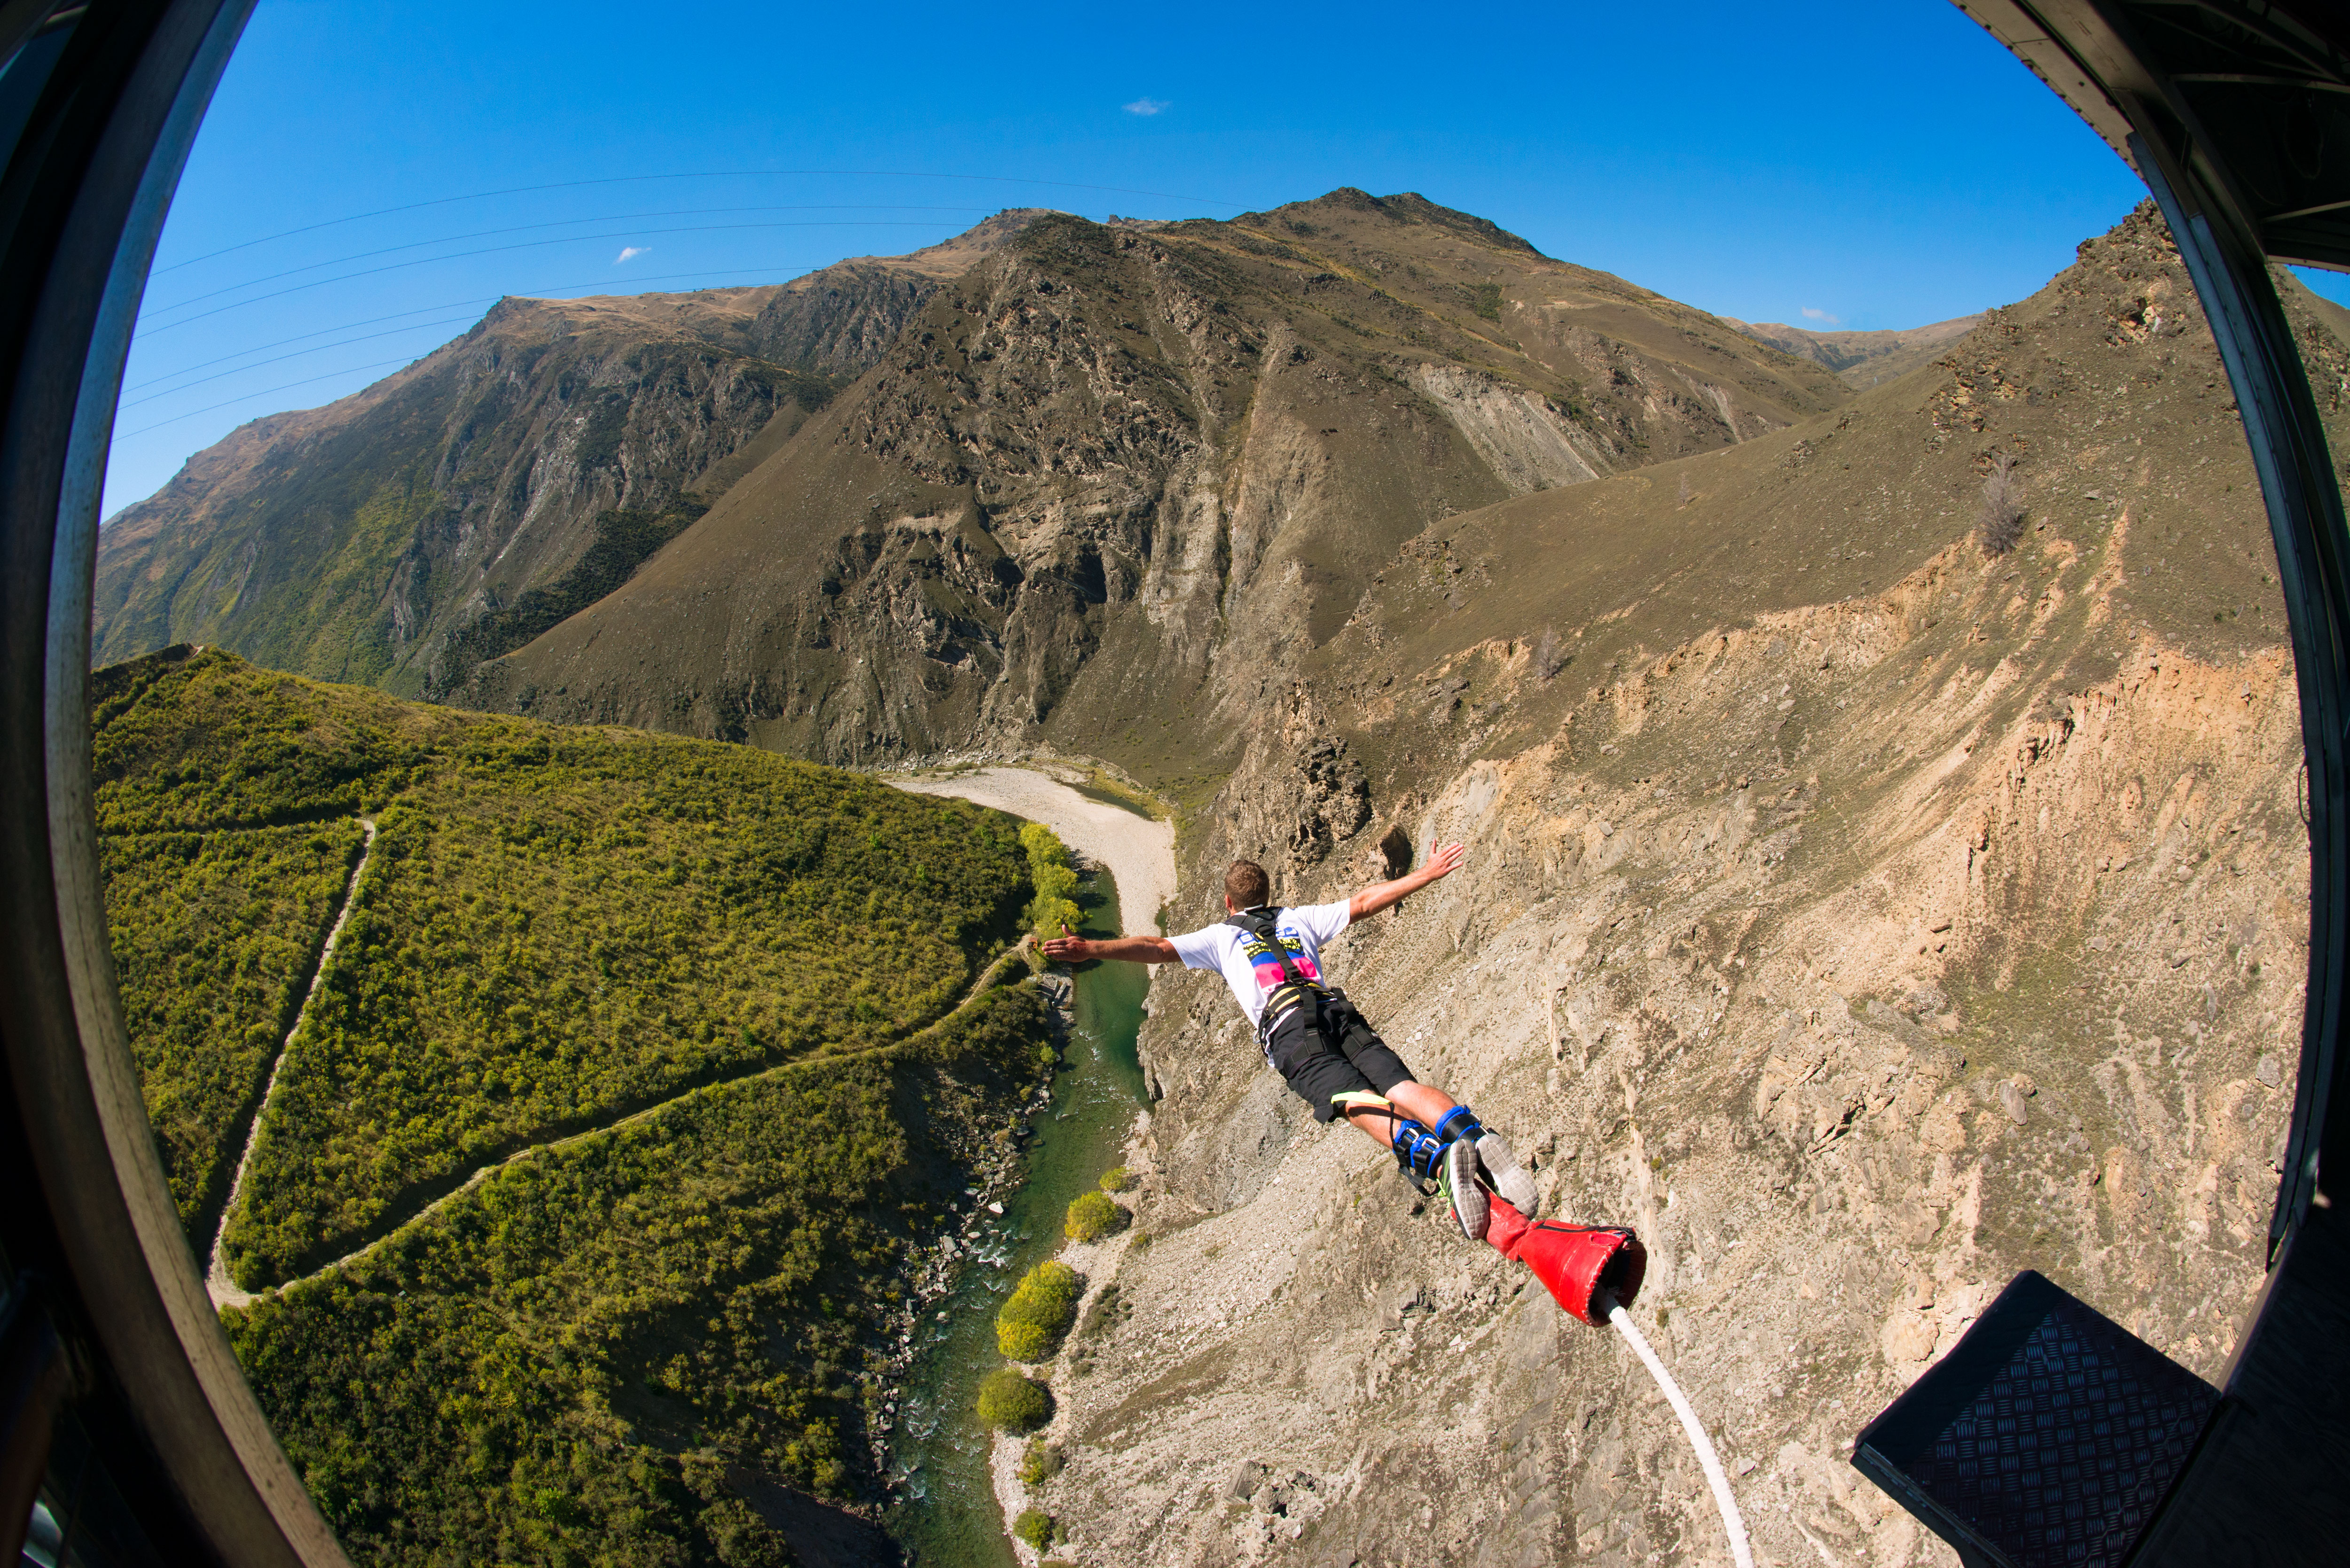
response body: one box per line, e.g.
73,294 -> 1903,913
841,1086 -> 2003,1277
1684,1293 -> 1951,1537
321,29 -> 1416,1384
1729,313 -> 1983,389
97,190 -> 1871,761
457,188 -> 1856,764
89,210 -> 1059,694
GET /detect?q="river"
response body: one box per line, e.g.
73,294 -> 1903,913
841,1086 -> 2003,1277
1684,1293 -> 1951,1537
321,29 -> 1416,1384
881,768 -> 1164,1566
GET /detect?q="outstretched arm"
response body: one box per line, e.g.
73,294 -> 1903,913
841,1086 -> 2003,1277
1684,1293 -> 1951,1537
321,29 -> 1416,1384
1042,928 -> 1179,965
1349,841 -> 1465,922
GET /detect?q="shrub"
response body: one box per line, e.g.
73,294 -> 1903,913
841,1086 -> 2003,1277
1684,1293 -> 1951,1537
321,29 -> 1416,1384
1064,1190 -> 1126,1243
1018,1437 -> 1062,1486
1978,452 -> 2026,555
1012,1509 -> 1057,1550
996,1261 -> 1083,1361
1532,628 -> 1567,681
977,1369 -> 1052,1434
1098,1165 -> 1130,1193
1019,823 -> 1083,943
1078,1282 -> 1128,1341
997,1320 -> 1049,1363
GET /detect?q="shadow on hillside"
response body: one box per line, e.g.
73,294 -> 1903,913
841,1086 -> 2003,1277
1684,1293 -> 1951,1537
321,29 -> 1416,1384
727,1467 -> 906,1568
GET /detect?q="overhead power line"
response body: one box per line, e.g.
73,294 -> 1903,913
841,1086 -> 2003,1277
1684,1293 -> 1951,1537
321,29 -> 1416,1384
121,313 -> 484,406
134,222 -> 941,335
125,298 -> 505,390
118,265 -> 820,436
121,355 -> 432,437
150,169 -> 1244,276
146,202 -> 996,313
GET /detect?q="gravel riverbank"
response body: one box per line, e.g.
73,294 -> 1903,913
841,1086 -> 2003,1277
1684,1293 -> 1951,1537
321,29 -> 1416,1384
888,764 -> 1177,935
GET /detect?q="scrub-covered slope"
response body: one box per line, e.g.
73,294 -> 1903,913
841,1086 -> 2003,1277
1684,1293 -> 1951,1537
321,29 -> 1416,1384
1015,205 -> 2336,1567
95,644 -> 1058,1564
461,188 -> 1854,761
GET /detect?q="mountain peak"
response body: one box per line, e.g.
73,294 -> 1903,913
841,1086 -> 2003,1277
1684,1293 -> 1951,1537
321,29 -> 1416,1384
94,189 -> 1847,697
1232,187 -> 1544,256
829,206 -> 1060,281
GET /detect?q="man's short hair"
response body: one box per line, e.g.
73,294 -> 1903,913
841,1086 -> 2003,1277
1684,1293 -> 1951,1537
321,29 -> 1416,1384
1225,860 -> 1271,909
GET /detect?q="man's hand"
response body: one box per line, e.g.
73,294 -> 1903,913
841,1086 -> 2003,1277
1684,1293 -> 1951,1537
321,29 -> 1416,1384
1349,841 -> 1468,921
1042,926 -> 1093,963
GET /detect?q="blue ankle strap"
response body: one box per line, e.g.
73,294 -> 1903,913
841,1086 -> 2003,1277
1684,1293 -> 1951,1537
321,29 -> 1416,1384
1389,1116 -> 1430,1153
1388,1117 -> 1446,1180
1407,1135 -> 1445,1179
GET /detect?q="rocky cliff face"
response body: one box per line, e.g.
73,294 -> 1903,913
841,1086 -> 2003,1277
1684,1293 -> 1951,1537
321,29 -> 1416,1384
1007,206 -> 2343,1568
89,213 -> 1054,694
462,189 -> 1851,763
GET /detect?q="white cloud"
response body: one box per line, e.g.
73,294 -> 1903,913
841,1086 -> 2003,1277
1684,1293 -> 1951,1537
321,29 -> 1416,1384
1123,97 -> 1169,116
614,245 -> 648,264
1800,305 -> 1841,326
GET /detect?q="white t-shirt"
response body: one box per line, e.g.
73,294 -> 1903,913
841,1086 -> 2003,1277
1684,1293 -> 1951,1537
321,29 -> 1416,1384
1169,901 -> 1352,1029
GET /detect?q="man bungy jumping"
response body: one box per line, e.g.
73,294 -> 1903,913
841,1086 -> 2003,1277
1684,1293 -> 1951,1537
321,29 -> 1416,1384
1042,846 -> 1648,1321
1042,844 -> 1541,1241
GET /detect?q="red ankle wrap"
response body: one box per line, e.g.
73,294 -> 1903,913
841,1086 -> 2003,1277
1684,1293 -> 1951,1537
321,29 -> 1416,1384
1485,1196 -> 1645,1327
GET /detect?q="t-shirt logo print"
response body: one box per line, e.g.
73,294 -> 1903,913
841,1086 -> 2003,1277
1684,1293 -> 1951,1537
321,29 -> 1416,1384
1242,930 -> 1319,997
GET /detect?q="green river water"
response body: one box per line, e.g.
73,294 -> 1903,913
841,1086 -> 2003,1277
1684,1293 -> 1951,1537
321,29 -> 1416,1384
884,868 -> 1151,1566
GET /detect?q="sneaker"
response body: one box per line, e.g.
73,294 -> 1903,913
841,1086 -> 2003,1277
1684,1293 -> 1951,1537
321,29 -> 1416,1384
1476,1133 -> 1539,1215
1441,1137 -> 1489,1240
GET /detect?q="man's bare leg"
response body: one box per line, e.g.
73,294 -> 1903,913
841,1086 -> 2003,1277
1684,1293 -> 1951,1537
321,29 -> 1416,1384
1340,1079 -> 1490,1236
1339,1081 -> 1458,1149
1340,1081 -> 1539,1226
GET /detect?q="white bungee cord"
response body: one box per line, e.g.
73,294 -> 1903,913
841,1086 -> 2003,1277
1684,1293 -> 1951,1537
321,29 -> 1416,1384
1597,1291 -> 1755,1568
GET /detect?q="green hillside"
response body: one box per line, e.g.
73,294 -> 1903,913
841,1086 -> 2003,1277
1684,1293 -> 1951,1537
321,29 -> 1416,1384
101,819 -> 367,1237
94,646 -> 1058,1562
226,984 -> 1048,1566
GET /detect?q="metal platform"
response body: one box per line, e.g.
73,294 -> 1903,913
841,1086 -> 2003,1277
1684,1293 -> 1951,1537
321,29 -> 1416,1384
1854,1272 -> 2218,1568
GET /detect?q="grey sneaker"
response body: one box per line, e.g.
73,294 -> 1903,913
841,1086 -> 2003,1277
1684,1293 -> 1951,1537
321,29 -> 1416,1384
1476,1133 -> 1539,1215
1441,1137 -> 1488,1240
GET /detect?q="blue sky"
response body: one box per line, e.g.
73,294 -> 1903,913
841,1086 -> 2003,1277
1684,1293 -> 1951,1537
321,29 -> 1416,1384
103,0 -> 2342,517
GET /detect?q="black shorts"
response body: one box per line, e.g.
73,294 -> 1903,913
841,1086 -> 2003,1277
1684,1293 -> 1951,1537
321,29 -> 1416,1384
1263,997 -> 1416,1122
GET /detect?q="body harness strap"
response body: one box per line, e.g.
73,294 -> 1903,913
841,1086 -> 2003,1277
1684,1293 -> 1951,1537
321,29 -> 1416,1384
1237,917 -> 1471,1187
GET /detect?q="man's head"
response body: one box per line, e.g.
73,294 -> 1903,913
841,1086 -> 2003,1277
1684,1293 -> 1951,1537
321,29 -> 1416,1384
1223,859 -> 1271,912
